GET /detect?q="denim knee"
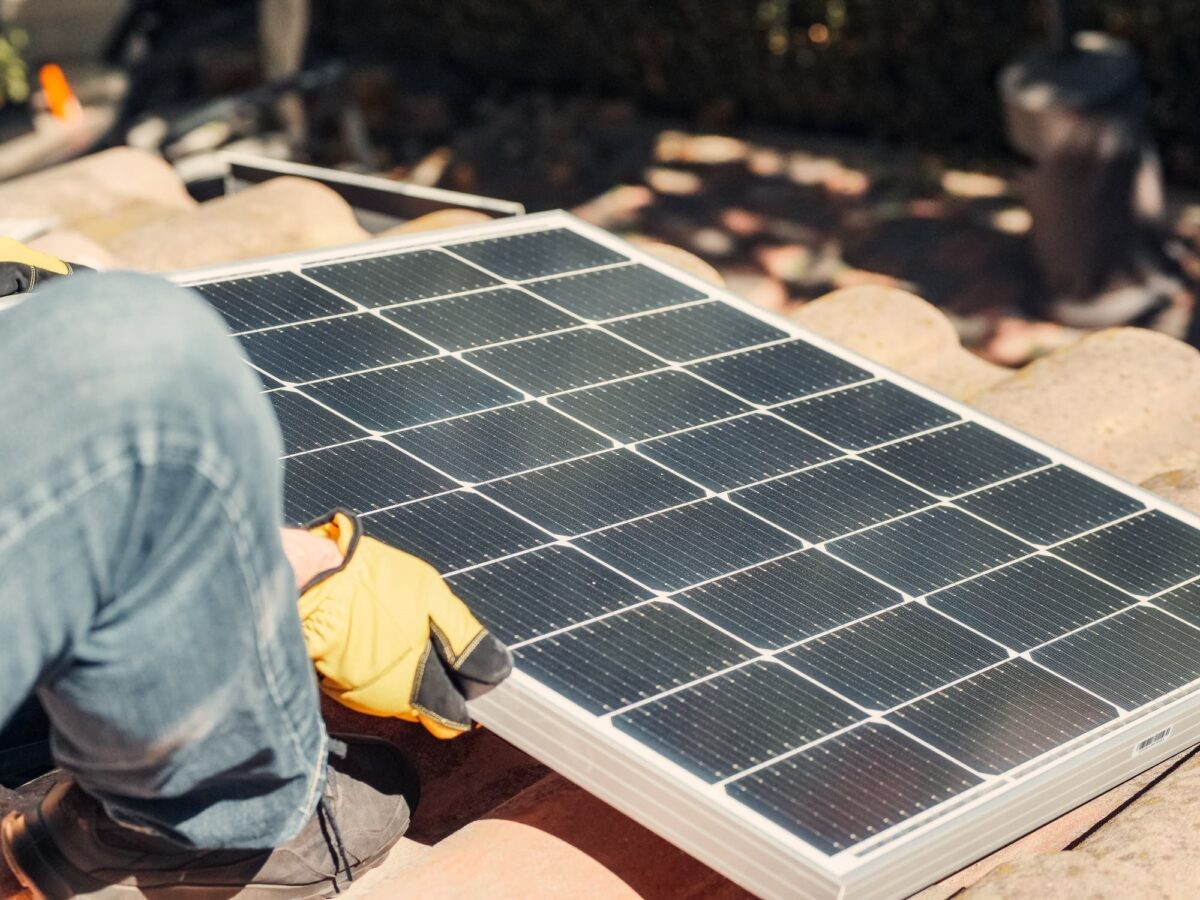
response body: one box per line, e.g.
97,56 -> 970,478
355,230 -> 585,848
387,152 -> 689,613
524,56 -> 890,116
14,272 -> 282,472
29,272 -> 247,397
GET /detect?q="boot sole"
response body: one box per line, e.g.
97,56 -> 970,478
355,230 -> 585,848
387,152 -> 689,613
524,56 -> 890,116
2,808 -> 400,899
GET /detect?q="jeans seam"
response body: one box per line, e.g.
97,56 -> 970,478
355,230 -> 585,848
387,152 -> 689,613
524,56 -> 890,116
188,444 -> 327,839
0,455 -> 136,558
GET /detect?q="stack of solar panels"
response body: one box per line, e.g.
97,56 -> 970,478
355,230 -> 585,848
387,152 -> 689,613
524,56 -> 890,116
181,214 -> 1200,900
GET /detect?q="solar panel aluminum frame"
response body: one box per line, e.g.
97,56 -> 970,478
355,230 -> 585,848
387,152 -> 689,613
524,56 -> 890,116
216,152 -> 527,222
172,210 -> 1200,900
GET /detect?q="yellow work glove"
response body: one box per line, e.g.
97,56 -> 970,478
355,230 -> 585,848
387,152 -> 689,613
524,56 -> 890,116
298,509 -> 513,739
0,237 -> 87,297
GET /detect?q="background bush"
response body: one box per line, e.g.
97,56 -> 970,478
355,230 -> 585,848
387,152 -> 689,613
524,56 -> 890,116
338,0 -> 1200,183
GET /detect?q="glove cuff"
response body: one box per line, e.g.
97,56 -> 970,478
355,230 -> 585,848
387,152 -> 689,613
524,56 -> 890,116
0,237 -> 92,298
0,237 -> 71,275
299,507 -> 362,593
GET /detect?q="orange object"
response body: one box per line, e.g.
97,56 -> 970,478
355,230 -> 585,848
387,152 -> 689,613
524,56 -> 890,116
39,63 -> 82,123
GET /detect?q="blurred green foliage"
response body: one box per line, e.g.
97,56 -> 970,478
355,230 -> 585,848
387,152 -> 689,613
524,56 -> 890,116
0,28 -> 30,108
342,1 -> 1200,182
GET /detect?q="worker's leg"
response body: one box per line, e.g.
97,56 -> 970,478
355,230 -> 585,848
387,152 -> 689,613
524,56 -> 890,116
0,273 -> 326,849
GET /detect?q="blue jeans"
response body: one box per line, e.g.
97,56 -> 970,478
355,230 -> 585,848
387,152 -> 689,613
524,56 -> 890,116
0,273 -> 327,849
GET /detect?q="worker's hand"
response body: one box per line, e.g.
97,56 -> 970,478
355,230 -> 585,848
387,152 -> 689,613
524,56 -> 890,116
0,237 -> 87,298
298,509 -> 513,739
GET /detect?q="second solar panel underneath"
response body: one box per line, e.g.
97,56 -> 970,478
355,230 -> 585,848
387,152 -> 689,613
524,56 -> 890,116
187,221 -> 1200,863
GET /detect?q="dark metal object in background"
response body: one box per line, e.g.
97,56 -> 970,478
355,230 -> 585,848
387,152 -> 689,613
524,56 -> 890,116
103,0 -> 259,136
1046,0 -> 1075,55
1000,1 -> 1186,330
97,0 -> 338,160
258,0 -> 311,151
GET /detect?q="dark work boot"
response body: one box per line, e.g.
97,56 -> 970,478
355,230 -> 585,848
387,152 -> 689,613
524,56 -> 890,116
0,734 -> 419,899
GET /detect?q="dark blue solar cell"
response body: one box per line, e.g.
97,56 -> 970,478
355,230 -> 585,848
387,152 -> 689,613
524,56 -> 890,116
463,328 -> 661,395
303,249 -> 500,306
300,357 -> 522,432
1052,511 -> 1200,596
957,465 -> 1145,546
237,314 -> 437,383
575,498 -> 802,592
886,659 -> 1117,774
827,506 -> 1032,596
614,661 -> 864,782
927,555 -> 1133,651
389,402 -> 612,483
478,449 -> 704,536
446,545 -> 654,645
268,390 -> 365,455
380,287 -> 580,351
774,380 -> 960,450
1154,579 -> 1200,628
548,371 -> 752,442
522,263 -> 701,319
604,301 -> 787,362
451,228 -> 627,281
672,550 -> 902,650
727,723 -> 982,855
730,459 -> 935,542
1032,605 -> 1200,710
283,438 -> 455,522
363,491 -> 551,573
191,272 -> 355,332
514,602 -> 756,714
779,603 -> 1008,710
687,340 -> 871,405
863,422 -> 1049,498
637,413 -> 840,492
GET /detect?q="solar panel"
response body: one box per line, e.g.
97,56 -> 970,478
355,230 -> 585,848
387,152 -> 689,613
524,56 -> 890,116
176,212 -> 1200,900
